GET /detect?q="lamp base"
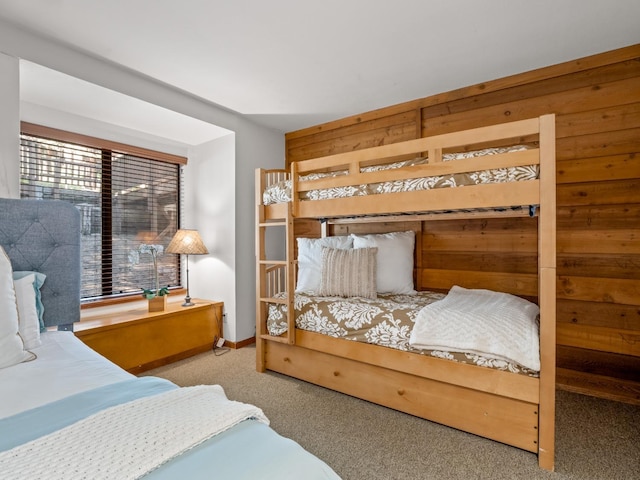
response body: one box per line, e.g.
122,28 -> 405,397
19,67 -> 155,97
182,295 -> 195,307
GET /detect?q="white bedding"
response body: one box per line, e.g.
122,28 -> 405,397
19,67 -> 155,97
410,286 -> 541,371
0,331 -> 133,419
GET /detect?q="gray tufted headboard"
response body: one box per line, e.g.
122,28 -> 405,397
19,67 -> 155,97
0,198 -> 81,331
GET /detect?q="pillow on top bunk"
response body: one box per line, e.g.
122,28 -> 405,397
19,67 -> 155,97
350,231 -> 416,295
296,236 -> 353,294
0,246 -> 35,369
318,247 -> 377,299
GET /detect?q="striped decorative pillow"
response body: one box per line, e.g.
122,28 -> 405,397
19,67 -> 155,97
318,247 -> 377,299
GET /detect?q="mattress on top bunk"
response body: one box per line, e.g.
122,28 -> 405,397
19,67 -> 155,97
263,145 -> 537,205
267,290 -> 540,377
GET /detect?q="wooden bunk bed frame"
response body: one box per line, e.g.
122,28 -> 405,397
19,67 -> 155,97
255,115 -> 556,470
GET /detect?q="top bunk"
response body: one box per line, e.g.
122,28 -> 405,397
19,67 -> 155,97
257,114 -> 555,221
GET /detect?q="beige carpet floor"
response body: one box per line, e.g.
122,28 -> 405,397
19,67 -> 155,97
144,345 -> 639,480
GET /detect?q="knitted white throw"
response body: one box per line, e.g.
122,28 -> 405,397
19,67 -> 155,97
0,385 -> 268,480
410,285 -> 540,371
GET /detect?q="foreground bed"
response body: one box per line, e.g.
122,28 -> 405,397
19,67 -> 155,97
0,198 -> 339,479
256,115 -> 556,470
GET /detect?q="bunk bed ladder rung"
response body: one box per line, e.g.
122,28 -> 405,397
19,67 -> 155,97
259,334 -> 291,344
258,260 -> 287,266
259,297 -> 287,305
259,221 -> 287,227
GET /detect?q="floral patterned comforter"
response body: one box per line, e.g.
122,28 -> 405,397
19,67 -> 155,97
267,291 -> 538,377
263,146 -> 537,205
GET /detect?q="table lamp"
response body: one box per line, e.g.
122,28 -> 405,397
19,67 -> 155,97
166,229 -> 209,306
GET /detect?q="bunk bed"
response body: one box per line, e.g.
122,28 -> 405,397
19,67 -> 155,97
0,198 -> 339,479
255,114 -> 556,470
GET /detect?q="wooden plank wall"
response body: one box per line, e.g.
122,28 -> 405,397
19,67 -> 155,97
285,45 -> 640,405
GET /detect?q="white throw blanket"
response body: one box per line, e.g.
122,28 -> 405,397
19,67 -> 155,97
409,285 -> 540,371
0,385 -> 268,480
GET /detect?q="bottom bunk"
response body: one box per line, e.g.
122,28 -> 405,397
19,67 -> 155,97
266,290 -> 541,375
259,284 -> 543,454
256,227 -> 555,470
262,330 -> 541,453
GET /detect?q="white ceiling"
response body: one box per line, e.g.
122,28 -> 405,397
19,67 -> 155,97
1,0 -> 639,144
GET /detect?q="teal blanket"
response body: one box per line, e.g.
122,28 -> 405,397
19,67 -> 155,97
0,377 -> 175,452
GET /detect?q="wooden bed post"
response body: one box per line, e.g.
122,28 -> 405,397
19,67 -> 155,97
290,162 -> 299,218
255,169 -> 267,372
537,114 -> 556,471
285,202 -> 296,345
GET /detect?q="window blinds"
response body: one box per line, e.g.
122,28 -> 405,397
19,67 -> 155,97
20,132 -> 181,300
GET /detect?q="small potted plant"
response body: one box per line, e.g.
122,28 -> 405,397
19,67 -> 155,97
133,244 -> 169,311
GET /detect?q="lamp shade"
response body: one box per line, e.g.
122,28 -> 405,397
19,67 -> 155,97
166,229 -> 209,255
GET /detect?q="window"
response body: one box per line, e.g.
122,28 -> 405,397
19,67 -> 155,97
19,123 -> 185,301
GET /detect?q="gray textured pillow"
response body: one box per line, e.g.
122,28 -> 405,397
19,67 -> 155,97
318,247 -> 377,299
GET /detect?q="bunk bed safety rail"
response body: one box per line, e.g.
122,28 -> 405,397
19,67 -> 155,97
265,169 -> 290,188
262,263 -> 290,299
297,147 -> 539,195
258,117 -> 553,219
295,116 -> 542,177
294,117 -> 543,197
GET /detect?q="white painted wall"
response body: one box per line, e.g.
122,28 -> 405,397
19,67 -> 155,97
0,53 -> 19,199
234,121 -> 285,341
0,21 -> 284,343
186,133 -> 237,340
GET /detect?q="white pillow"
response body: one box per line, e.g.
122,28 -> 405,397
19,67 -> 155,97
350,231 -> 416,294
14,273 -> 42,350
296,236 -> 353,294
0,246 -> 35,369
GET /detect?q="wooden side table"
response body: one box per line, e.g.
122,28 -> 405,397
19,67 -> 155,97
75,299 -> 224,373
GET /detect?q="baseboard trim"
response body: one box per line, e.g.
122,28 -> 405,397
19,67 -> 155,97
227,336 -> 256,349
